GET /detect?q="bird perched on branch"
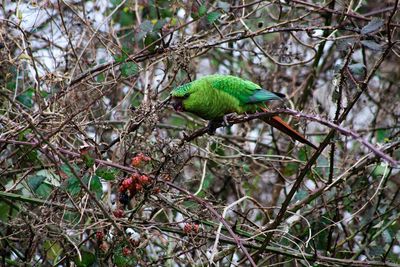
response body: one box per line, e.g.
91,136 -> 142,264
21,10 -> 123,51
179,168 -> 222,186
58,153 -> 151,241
170,74 -> 317,149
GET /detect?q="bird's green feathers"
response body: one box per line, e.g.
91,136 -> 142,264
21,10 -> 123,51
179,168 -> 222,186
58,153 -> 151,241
170,74 -> 317,149
170,75 -> 284,120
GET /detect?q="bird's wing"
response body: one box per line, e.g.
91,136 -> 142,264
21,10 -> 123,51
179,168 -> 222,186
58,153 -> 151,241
210,76 -> 285,104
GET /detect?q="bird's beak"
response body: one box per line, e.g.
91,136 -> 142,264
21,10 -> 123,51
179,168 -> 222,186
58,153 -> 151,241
171,97 -> 184,112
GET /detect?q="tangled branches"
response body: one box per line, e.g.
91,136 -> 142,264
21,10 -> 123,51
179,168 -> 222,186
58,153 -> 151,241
0,0 -> 399,266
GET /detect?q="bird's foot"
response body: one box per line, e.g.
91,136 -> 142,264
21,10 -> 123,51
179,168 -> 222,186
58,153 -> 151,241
222,113 -> 236,127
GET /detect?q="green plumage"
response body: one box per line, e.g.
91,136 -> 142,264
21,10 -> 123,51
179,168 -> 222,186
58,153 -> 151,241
170,74 -> 317,149
171,74 -> 283,120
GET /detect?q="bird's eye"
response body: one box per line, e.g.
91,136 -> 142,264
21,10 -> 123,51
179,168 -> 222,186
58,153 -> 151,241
183,93 -> 190,98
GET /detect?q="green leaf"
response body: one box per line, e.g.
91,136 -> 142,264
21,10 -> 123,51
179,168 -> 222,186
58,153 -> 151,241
88,175 -> 103,199
121,62 -> 139,77
96,73 -> 105,82
113,244 -> 137,266
376,129 -> 389,143
96,167 -> 118,181
111,0 -> 123,7
63,211 -> 80,223
361,18 -> 384,35
61,164 -> 80,179
16,88 -> 34,108
369,246 -> 385,257
35,184 -> 52,198
298,147 -> 308,162
206,11 -> 220,24
372,163 -> 387,178
360,40 -> 382,51
198,5 -> 207,17
242,164 -> 250,173
6,80 -> 16,90
27,175 -> 46,191
67,177 -> 81,196
27,171 -> 56,198
114,54 -> 128,63
294,189 -> 308,201
75,250 -> 96,267
43,240 -> 63,263
118,9 -> 135,27
63,165 -> 81,196
82,154 -> 95,168
283,162 -> 298,176
0,202 -> 12,221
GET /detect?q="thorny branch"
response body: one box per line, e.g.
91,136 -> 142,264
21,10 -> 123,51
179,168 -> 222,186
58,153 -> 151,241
1,0 -> 399,266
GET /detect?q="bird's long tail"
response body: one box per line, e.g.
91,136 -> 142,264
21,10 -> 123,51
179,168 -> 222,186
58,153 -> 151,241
261,115 -> 317,149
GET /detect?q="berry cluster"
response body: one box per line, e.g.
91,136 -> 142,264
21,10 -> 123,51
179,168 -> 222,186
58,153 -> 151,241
118,173 -> 152,204
183,223 -> 200,234
130,153 -> 151,167
119,173 -> 151,193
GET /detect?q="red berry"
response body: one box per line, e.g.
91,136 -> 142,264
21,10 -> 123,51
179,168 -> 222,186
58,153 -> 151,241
122,247 -> 132,256
118,185 -> 126,193
113,209 -> 124,218
96,231 -> 104,240
183,223 -> 192,234
139,175 -> 150,185
122,178 -> 133,190
131,156 -> 142,167
193,224 -> 199,233
135,183 -> 142,191
139,153 -> 151,162
130,173 -> 140,182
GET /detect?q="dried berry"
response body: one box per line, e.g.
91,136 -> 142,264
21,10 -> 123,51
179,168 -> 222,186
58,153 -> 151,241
139,175 -> 150,185
113,209 -> 124,218
131,153 -> 151,167
122,177 -> 133,189
122,247 -> 132,256
135,183 -> 143,191
131,156 -> 142,167
183,223 -> 192,234
96,231 -> 104,241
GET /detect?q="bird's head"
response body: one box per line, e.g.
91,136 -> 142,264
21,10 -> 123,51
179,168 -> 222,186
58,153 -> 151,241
170,83 -> 192,112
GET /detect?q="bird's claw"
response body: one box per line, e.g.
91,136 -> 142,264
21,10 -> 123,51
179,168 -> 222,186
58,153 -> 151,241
222,115 -> 230,127
222,113 -> 236,127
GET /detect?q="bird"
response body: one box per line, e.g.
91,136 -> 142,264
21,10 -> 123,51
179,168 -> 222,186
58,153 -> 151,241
170,74 -> 317,149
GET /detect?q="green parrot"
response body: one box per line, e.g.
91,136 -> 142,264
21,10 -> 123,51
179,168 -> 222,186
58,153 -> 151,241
170,74 -> 317,149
